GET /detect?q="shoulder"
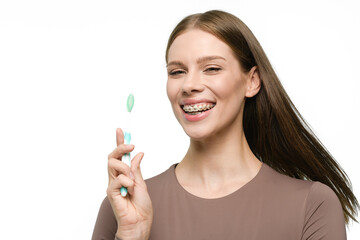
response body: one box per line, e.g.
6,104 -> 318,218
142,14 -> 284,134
261,164 -> 315,196
263,164 -> 341,204
303,181 -> 345,224
262,164 -> 346,239
145,164 -> 175,185
145,164 -> 174,184
301,181 -> 346,239
305,181 -> 341,208
262,164 -> 342,206
144,163 -> 177,195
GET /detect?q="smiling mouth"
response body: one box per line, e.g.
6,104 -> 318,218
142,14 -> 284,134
181,103 -> 216,115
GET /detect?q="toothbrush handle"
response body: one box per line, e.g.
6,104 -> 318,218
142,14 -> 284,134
121,132 -> 132,197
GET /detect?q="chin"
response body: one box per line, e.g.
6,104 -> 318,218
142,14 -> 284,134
182,126 -> 214,141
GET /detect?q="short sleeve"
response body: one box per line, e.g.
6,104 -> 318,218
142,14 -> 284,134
301,181 -> 346,240
92,197 -> 118,240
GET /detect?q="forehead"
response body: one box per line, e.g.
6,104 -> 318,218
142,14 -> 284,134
167,29 -> 235,62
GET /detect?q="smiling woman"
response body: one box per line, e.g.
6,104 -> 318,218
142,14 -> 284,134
92,10 -> 358,240
166,29 -> 259,138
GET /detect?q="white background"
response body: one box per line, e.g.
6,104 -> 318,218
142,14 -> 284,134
0,0 -> 359,239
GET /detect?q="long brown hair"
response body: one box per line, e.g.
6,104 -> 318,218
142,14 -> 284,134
165,10 -> 358,224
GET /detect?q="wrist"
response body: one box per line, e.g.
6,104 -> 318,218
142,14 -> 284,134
115,231 -> 150,240
116,222 -> 151,240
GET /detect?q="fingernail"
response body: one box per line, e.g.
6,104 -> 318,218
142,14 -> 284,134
130,171 -> 135,180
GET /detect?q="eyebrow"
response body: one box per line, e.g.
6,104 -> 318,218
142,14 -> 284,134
166,55 -> 226,68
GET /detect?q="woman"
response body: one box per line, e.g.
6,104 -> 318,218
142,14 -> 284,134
92,10 -> 358,240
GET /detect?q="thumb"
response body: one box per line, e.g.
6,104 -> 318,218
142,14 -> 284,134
131,152 -> 145,182
116,128 -> 124,146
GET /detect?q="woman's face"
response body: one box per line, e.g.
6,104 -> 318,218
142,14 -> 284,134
166,29 -> 254,140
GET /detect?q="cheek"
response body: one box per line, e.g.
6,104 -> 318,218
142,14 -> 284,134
166,79 -> 178,104
166,79 -> 182,122
212,74 -> 245,98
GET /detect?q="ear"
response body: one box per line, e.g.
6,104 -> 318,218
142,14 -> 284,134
245,66 -> 261,98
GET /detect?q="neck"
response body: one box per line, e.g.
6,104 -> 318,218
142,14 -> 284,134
176,122 -> 262,189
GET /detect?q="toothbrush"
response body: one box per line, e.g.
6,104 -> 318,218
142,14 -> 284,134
121,93 -> 134,197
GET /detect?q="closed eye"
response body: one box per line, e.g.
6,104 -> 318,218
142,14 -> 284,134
169,70 -> 186,76
204,67 -> 221,72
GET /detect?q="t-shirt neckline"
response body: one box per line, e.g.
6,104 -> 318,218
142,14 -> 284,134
170,162 -> 267,201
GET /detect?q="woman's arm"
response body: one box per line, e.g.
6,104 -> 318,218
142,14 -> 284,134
301,181 -> 346,240
92,197 -> 118,240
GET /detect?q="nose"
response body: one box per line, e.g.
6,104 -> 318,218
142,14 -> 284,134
181,71 -> 205,95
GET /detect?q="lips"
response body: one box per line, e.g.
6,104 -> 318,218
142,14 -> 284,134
182,103 -> 215,113
180,98 -> 216,106
179,98 -> 216,122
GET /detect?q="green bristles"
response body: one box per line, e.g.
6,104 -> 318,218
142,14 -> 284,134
127,94 -> 134,112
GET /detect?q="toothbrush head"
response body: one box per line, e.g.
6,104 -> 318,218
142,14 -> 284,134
127,94 -> 134,112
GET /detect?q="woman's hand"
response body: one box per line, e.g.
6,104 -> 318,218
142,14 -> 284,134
107,128 -> 153,240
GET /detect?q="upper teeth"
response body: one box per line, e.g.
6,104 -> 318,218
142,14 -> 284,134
182,103 -> 215,112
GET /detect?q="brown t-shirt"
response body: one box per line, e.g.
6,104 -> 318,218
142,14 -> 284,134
92,163 -> 346,240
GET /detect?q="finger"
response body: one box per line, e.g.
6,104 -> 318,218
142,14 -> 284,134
107,174 -> 135,197
116,128 -> 124,146
108,157 -> 132,180
108,144 -> 134,160
131,152 -> 145,182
